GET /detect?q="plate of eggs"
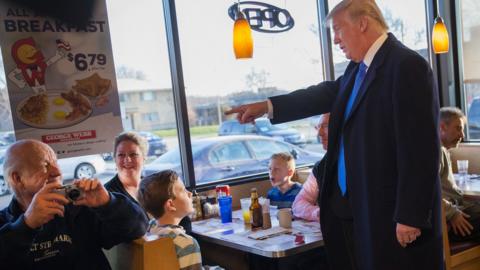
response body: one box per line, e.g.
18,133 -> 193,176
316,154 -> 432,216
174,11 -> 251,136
16,91 -> 92,129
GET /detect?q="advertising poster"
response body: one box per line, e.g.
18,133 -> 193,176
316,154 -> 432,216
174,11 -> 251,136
0,0 -> 122,158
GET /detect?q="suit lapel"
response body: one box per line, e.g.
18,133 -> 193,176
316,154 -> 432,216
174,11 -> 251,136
344,33 -> 394,125
329,66 -> 357,155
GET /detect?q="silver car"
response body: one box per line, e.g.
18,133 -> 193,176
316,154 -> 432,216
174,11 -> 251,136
0,148 -> 106,196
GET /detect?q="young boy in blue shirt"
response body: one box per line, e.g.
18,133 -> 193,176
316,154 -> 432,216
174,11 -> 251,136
267,152 -> 302,209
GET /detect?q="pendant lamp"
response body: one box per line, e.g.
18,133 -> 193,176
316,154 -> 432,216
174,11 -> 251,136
432,2 -> 449,54
233,2 -> 253,59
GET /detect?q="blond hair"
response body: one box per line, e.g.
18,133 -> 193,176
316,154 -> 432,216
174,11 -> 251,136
326,0 -> 388,31
270,152 -> 296,171
114,131 -> 149,158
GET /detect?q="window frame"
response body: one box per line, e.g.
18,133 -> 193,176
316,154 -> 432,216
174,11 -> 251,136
161,0 -> 448,190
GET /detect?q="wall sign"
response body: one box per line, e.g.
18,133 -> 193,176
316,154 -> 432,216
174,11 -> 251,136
0,0 -> 123,158
228,1 -> 294,33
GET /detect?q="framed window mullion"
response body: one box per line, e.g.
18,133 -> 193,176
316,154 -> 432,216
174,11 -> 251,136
317,0 -> 335,81
163,0 -> 196,188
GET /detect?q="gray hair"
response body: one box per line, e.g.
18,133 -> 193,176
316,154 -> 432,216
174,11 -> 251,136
114,131 -> 149,158
326,0 -> 388,31
440,107 -> 467,125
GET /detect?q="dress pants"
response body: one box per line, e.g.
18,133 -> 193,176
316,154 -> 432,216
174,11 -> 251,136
323,178 -> 358,270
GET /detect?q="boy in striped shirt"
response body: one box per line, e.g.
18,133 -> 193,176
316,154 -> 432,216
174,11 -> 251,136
138,170 -> 202,270
267,152 -> 302,209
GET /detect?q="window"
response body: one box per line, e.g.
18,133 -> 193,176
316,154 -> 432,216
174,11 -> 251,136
210,142 -> 251,164
141,91 -> 156,101
175,0 -> 325,185
248,139 -> 289,160
141,112 -> 160,122
458,0 -> 480,140
327,0 -> 429,78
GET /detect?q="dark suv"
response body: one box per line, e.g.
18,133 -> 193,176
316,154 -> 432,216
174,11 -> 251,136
218,118 -> 306,147
138,131 -> 168,157
468,98 -> 480,139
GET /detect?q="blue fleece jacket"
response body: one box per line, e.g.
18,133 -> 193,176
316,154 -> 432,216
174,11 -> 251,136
0,192 -> 148,269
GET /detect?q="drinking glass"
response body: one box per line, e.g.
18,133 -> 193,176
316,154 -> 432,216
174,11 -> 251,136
457,160 -> 469,188
240,198 -> 251,224
218,196 -> 232,223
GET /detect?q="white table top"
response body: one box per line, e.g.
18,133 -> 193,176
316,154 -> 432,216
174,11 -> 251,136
455,174 -> 480,198
191,209 -> 323,258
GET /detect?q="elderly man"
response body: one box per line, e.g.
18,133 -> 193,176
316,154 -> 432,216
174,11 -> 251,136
226,0 -> 441,269
292,113 -> 330,221
0,140 -> 148,269
439,107 -> 480,241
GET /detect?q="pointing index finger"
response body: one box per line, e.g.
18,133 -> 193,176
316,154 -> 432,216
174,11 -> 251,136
224,106 -> 242,115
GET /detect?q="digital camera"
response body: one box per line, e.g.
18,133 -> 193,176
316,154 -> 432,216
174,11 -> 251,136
55,184 -> 83,202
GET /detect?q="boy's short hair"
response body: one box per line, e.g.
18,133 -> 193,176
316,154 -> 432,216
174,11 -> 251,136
270,152 -> 296,171
138,170 -> 178,219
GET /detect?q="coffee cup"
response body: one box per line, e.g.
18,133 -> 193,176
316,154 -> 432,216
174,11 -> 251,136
278,208 -> 292,228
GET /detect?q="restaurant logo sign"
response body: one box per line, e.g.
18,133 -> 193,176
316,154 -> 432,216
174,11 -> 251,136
228,1 -> 294,33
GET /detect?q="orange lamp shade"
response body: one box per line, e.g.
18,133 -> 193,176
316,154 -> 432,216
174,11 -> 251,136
233,17 -> 253,59
432,17 -> 449,54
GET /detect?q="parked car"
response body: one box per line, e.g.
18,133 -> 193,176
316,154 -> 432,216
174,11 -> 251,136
138,131 -> 168,157
468,98 -> 480,139
143,135 -> 323,184
218,118 -> 306,147
0,151 -> 106,195
1,131 -> 15,144
0,148 -> 8,195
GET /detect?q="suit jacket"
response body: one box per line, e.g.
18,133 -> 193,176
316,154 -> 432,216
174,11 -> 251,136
270,33 -> 442,270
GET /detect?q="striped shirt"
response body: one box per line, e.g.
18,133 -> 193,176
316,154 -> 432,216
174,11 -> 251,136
267,182 -> 302,209
149,224 -> 202,270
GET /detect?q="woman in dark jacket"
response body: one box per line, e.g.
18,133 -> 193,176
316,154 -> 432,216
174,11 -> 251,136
104,131 -> 191,233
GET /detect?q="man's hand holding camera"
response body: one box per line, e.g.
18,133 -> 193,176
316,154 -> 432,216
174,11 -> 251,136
24,182 -> 69,229
72,178 -> 110,208
24,179 -> 109,229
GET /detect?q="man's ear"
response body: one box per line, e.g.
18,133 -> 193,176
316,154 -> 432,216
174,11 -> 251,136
439,121 -> 447,134
10,171 -> 23,187
359,16 -> 368,32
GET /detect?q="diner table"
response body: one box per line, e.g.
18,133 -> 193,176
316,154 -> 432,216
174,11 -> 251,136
456,174 -> 480,199
191,209 -> 323,258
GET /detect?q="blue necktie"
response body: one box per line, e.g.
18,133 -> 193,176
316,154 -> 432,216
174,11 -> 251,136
338,62 -> 367,196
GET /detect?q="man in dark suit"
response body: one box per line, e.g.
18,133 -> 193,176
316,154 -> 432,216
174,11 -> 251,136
226,0 -> 442,269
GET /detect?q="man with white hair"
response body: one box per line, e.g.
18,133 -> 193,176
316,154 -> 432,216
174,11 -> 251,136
292,113 -> 330,222
226,0 -> 441,269
0,140 -> 148,269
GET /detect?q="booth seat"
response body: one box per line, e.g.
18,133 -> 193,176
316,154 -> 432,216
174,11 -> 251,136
450,143 -> 480,174
442,201 -> 480,270
105,235 -> 180,270
442,143 -> 480,270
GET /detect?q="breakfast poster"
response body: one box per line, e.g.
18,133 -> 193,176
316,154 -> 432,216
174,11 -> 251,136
0,0 -> 122,158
